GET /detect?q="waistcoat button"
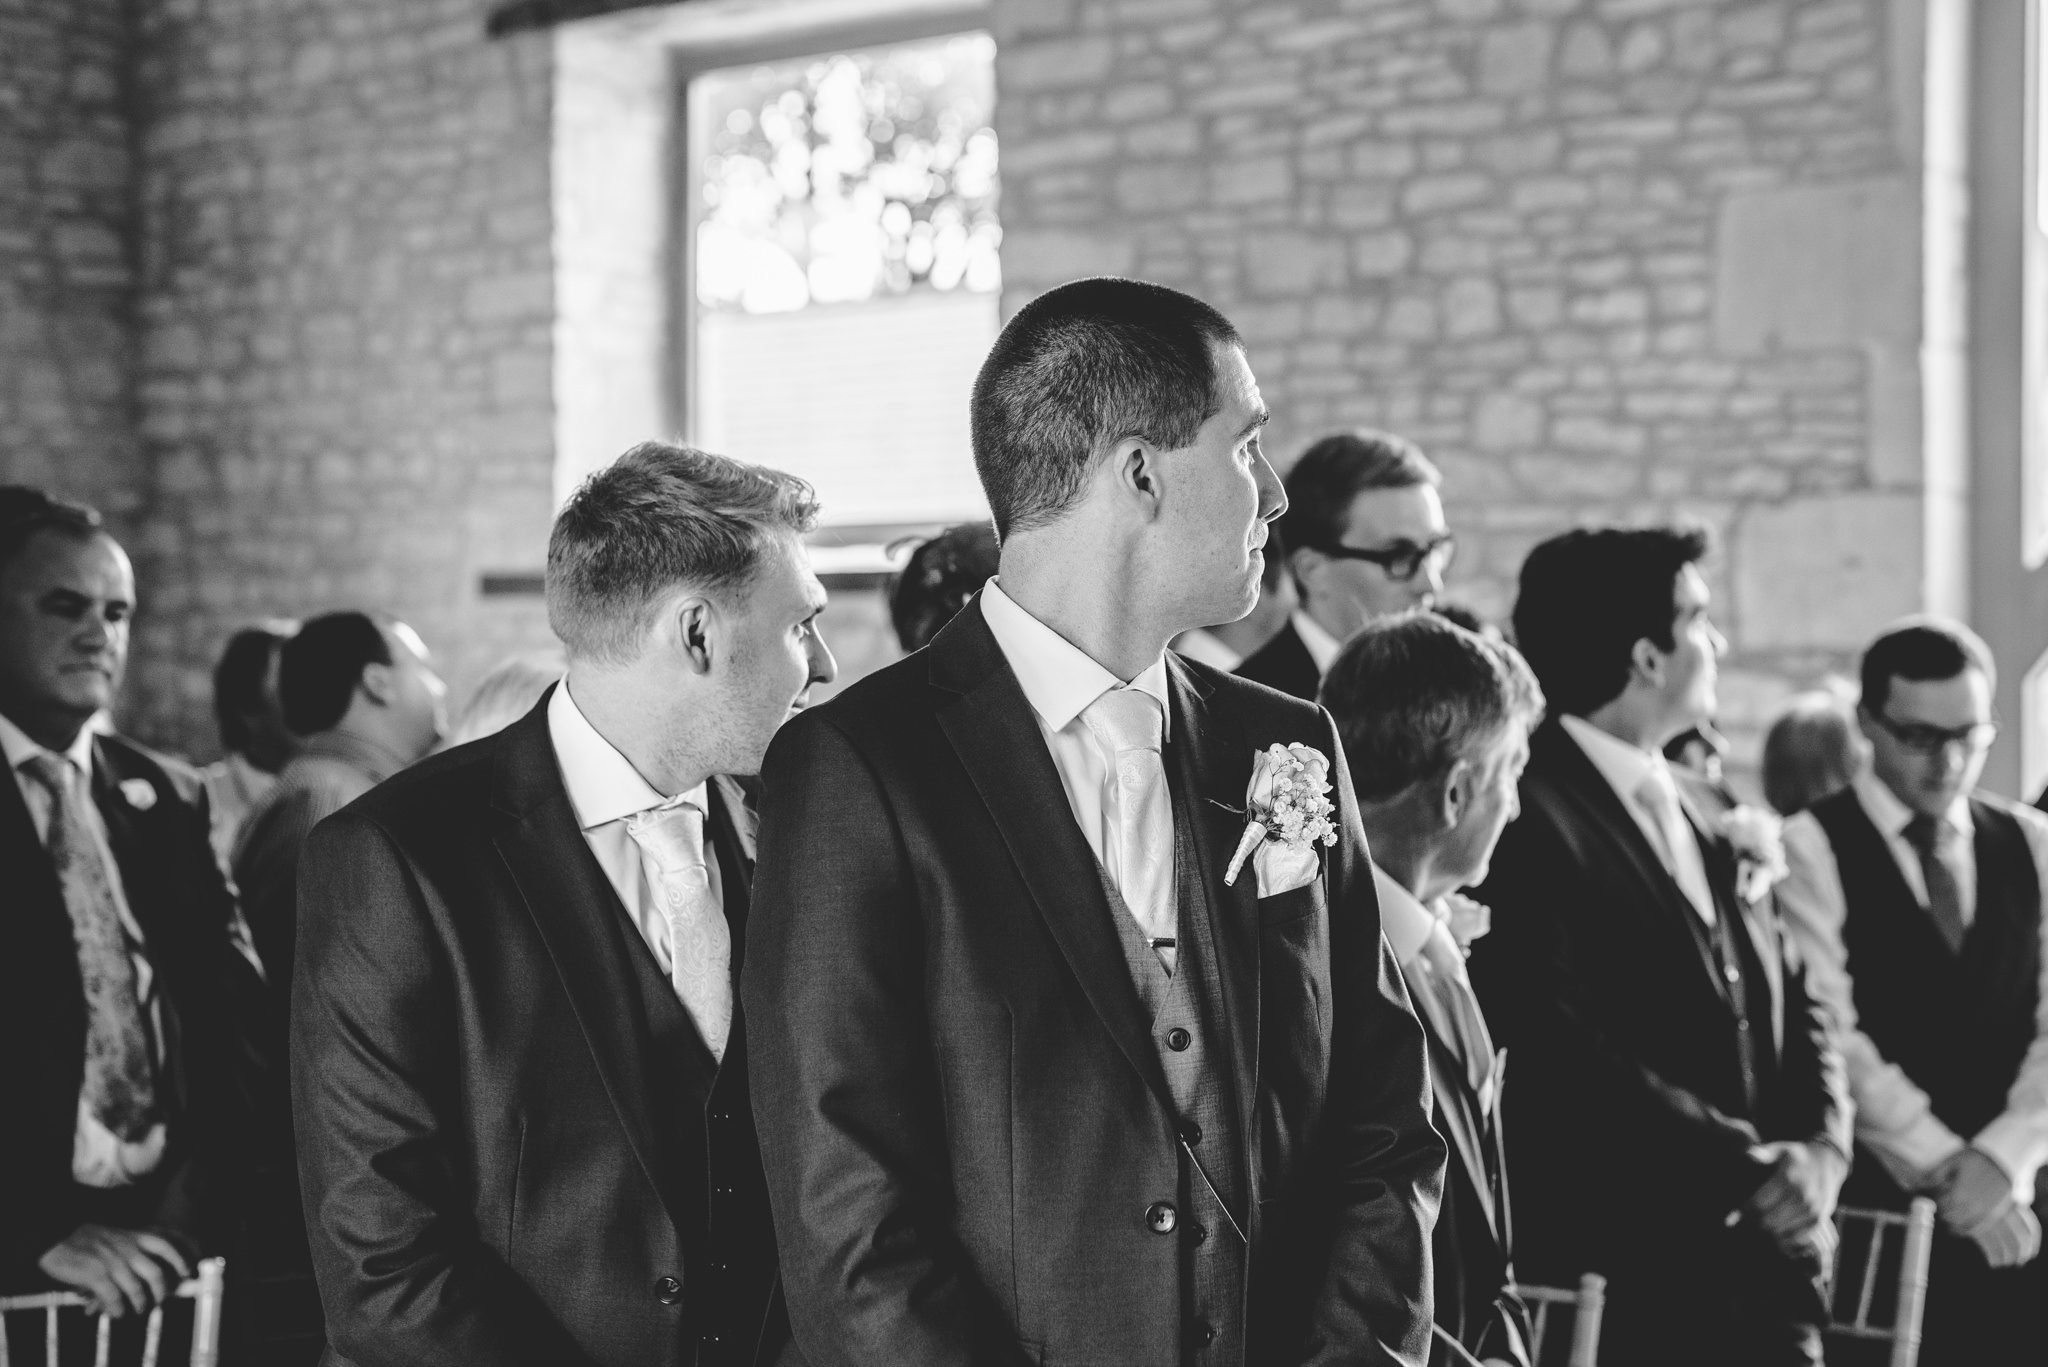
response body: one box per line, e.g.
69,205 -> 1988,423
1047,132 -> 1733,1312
1166,1027 -> 1192,1051
655,1275 -> 683,1305
1146,1201 -> 1177,1234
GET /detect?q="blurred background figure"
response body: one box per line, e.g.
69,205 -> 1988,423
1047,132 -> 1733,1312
886,520 -> 999,652
201,622 -> 298,865
1174,527 -> 1297,671
440,649 -> 564,749
1664,720 -> 1738,813
1763,688 -> 1868,818
1237,428 -> 1452,700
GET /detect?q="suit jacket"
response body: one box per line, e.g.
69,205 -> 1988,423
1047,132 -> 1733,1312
1467,721 -> 1850,1325
0,732 -> 257,1288
742,600 -> 1443,1367
291,694 -> 795,1367
1420,1023 -> 1528,1367
1232,620 -> 1320,703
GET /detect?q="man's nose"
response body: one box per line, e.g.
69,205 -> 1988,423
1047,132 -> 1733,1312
1709,623 -> 1729,658
809,632 -> 839,686
1255,451 -> 1286,522
76,612 -> 111,649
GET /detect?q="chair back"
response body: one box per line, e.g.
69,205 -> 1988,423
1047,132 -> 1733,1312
0,1257 -> 224,1367
1827,1199 -> 1936,1367
1515,1271 -> 1606,1367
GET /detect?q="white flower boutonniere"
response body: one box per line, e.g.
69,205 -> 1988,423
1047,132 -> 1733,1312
1719,804 -> 1788,904
1436,890 -> 1492,954
118,777 -> 158,811
1224,743 -> 1339,896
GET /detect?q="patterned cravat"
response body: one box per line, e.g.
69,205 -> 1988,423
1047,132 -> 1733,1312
19,752 -> 159,1141
1903,813 -> 1969,953
623,800 -> 732,1061
1633,771 -> 1717,925
1082,687 -> 1176,971
1415,920 -> 1498,1116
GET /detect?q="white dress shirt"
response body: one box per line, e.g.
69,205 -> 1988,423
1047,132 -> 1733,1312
1376,865 -> 1499,1117
2,711 -> 168,1186
980,580 -> 1174,934
1560,714 -> 1716,925
1291,609 -> 1343,678
1779,770 -> 2048,1199
547,681 -> 724,989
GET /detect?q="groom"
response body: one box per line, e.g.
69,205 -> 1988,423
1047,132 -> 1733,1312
745,277 -> 1442,1367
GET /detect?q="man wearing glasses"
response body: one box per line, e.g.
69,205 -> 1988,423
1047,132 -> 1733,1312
1780,617 -> 2048,1362
1234,429 -> 1453,701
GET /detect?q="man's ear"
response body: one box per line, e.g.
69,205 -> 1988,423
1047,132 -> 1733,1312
1437,758 -> 1472,834
1112,437 -> 1165,518
674,594 -> 717,676
358,662 -> 396,707
1289,545 -> 1325,600
1629,637 -> 1665,689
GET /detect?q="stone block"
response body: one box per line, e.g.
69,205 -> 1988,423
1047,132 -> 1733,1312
1714,176 -> 1918,353
1352,230 -> 1414,277
1478,22 -> 1556,95
1474,392 -> 1544,450
1402,172 -> 1492,216
1000,36 -> 1117,91
1442,277 -> 1501,338
1732,493 -> 1922,650
1211,156 -> 1293,206
1244,230 -> 1349,295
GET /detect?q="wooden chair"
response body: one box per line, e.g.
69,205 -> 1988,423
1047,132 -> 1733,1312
0,1258 -> 224,1367
1516,1271 -> 1606,1367
1826,1199 -> 1936,1367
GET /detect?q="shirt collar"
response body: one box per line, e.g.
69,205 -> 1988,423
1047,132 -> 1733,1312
547,679 -> 707,831
1560,713 -> 1678,808
1291,609 -> 1344,676
0,710 -> 96,781
1373,863 -> 1438,968
1854,767 -> 1973,842
981,579 -> 1172,739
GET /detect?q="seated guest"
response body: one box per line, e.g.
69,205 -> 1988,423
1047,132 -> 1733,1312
1175,527 -> 1297,669
1236,428 -> 1452,699
1778,619 -> 2048,1362
1323,611 -> 1545,1367
441,649 -> 564,749
0,487 -> 253,1319
201,622 -> 298,865
1763,688 -> 1867,817
1468,525 -> 1851,1367
887,520 -> 998,652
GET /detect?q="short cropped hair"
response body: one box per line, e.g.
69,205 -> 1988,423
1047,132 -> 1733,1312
213,625 -> 292,753
1277,430 -> 1440,562
1321,610 -> 1545,802
547,442 -> 820,664
888,521 -> 999,653
969,277 -> 1243,538
1512,524 -> 1712,718
0,486 -> 103,572
1859,616 -> 1997,716
281,611 -> 390,736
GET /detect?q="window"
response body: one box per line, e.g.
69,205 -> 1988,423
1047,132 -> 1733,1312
2024,0 -> 2048,567
685,31 -> 999,537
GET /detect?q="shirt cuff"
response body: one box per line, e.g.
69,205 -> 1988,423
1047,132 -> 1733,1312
1972,1115 -> 2048,1202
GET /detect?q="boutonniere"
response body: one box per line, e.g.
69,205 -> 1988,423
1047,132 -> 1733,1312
1224,743 -> 1339,896
118,777 -> 158,811
1435,890 -> 1492,954
1718,804 -> 1787,904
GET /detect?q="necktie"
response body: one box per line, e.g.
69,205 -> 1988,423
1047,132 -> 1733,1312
1416,920 -> 1498,1116
1633,772 -> 1716,925
19,752 -> 159,1141
623,800 -> 732,1061
1903,813 -> 1969,953
1081,687 -> 1176,971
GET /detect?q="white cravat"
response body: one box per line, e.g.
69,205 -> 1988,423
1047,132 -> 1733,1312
1082,686 -> 1177,971
1633,770 -> 1717,926
622,798 -> 732,1061
1413,920 -> 1498,1118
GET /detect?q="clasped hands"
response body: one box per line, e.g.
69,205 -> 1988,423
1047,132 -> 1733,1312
1926,1145 -> 2041,1268
38,1223 -> 194,1318
1737,1141 -> 1847,1264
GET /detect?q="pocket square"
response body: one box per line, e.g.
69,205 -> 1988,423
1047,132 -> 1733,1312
1253,840 -> 1320,898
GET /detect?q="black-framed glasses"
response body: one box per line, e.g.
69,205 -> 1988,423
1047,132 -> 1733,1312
1313,533 -> 1456,583
1867,709 -> 1998,757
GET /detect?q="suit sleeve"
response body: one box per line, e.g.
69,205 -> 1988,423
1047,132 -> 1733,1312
1974,804 -> 2048,1201
1299,708 -> 1444,1367
1469,801 -> 1769,1213
292,810 -> 594,1366
742,713 -> 1026,1367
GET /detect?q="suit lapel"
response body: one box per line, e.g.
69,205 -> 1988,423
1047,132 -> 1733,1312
930,602 -> 1174,1115
1425,1031 -> 1500,1238
1678,792 -> 1786,1054
488,698 -> 681,1229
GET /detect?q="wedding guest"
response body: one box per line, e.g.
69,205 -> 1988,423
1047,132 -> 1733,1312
1468,525 -> 1851,1367
440,649 -> 564,748
887,520 -> 998,652
295,443 -> 830,1366
1174,528 -> 1296,670
0,487 -> 254,1320
1763,689 -> 1866,817
200,622 -> 297,865
1324,611 -> 1545,1367
746,277 -> 1441,1366
1235,428 -> 1451,700
1778,618 -> 2048,1362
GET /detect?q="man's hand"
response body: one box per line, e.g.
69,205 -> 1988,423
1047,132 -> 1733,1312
1744,1141 -> 1848,1256
37,1224 -> 193,1317
1929,1147 -> 2043,1267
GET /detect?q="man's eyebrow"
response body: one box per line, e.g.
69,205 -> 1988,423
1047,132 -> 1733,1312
1236,408 -> 1270,442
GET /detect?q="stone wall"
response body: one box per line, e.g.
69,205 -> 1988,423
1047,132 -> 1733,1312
124,0 -> 557,752
993,0 -> 1929,760
0,0 -> 141,527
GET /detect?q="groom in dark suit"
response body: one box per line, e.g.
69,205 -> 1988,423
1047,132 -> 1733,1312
293,443 -> 832,1366
1468,527 -> 1852,1367
744,277 -> 1443,1367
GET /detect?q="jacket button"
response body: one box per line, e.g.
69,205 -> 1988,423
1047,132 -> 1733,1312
655,1275 -> 683,1305
1180,1120 -> 1202,1146
1196,1320 -> 1216,1344
1193,1223 -> 1208,1245
1166,1027 -> 1192,1051
1146,1201 -> 1177,1234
